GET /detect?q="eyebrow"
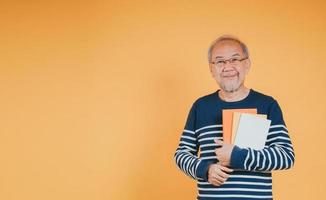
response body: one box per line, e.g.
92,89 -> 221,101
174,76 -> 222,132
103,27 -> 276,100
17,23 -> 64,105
215,53 -> 241,59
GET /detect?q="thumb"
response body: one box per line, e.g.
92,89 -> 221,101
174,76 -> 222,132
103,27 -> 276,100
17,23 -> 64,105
214,138 -> 223,146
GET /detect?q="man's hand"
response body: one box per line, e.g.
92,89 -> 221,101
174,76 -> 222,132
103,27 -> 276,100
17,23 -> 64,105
207,163 -> 233,186
214,138 -> 235,167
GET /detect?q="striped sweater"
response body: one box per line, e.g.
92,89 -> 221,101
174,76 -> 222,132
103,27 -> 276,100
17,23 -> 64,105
174,89 -> 295,200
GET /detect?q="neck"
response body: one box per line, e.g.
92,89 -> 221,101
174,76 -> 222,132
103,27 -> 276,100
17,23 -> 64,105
218,86 -> 250,102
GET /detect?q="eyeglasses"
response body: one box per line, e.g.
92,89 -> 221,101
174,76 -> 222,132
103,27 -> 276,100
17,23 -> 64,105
210,57 -> 248,68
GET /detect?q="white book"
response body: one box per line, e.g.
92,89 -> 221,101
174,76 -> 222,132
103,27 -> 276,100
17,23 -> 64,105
234,113 -> 271,150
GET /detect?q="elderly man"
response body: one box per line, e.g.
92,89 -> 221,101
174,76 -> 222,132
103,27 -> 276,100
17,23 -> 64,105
174,35 -> 295,200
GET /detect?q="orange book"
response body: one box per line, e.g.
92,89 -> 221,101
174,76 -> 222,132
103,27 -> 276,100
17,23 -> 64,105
222,108 -> 257,144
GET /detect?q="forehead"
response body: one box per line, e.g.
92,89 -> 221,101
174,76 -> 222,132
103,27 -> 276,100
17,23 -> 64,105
211,40 -> 244,59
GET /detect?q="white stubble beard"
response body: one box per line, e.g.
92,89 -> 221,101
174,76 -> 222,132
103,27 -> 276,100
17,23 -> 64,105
218,76 -> 243,93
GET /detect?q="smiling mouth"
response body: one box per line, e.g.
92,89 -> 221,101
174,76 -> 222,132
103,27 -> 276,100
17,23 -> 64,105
223,74 -> 238,78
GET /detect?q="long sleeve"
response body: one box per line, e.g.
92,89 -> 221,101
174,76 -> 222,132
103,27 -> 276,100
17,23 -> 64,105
230,99 -> 295,171
174,102 -> 215,181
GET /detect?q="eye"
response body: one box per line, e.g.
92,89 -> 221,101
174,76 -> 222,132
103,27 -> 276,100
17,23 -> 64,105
230,58 -> 240,63
216,60 -> 226,65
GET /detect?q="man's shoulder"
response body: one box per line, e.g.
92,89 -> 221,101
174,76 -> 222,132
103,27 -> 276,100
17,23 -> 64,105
251,89 -> 276,102
250,89 -> 284,113
193,91 -> 217,105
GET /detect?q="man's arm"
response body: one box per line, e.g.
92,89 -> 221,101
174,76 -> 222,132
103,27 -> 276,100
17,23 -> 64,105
173,102 -> 215,181
230,100 -> 295,171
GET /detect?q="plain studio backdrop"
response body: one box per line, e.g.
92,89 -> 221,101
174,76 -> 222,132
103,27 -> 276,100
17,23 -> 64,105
0,0 -> 325,199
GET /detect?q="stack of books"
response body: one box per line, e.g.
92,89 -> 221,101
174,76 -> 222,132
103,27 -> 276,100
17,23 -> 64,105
222,109 -> 271,150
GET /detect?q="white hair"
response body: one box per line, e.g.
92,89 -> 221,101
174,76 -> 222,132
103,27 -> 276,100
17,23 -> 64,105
207,35 -> 249,62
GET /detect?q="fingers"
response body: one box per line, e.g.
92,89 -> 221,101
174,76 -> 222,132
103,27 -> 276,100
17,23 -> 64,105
209,173 -> 226,186
208,166 -> 224,186
214,138 -> 223,146
215,173 -> 227,182
214,148 -> 221,157
216,169 -> 230,179
209,177 -> 223,186
208,172 -> 225,186
216,166 -> 232,180
207,164 -> 233,186
220,165 -> 234,173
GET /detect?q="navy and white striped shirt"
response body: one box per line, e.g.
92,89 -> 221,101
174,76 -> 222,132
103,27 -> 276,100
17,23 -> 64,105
174,89 -> 295,200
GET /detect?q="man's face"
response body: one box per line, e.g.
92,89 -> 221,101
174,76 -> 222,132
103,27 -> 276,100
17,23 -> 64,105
209,40 -> 250,93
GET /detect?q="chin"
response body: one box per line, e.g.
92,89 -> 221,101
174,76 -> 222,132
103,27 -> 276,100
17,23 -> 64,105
221,82 -> 241,92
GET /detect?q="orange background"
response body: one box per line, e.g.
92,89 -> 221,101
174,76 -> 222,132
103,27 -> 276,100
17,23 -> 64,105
0,1 -> 325,199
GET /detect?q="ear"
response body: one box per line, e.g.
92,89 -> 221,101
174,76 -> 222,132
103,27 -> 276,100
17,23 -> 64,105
209,63 -> 214,77
244,58 -> 251,75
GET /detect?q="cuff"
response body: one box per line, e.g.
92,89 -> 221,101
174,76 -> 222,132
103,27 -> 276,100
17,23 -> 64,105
230,145 -> 249,170
195,160 -> 215,181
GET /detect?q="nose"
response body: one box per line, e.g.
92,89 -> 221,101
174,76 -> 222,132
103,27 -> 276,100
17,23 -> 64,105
222,63 -> 236,71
